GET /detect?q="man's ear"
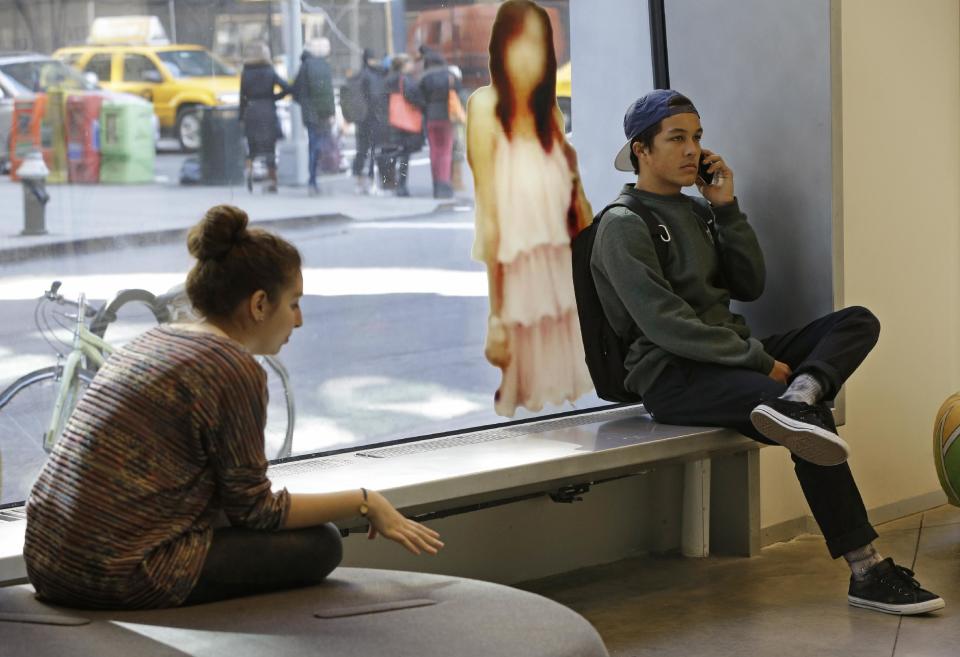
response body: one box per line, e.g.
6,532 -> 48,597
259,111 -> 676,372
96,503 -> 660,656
632,140 -> 647,160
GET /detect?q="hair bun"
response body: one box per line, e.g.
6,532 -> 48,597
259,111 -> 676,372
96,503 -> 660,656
187,205 -> 250,261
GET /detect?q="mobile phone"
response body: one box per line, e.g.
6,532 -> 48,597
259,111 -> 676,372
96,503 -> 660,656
698,153 -> 714,185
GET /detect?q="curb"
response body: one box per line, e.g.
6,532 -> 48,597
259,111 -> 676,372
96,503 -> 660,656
0,201 -> 465,265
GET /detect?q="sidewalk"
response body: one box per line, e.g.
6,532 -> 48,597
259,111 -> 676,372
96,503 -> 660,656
0,179 -> 459,264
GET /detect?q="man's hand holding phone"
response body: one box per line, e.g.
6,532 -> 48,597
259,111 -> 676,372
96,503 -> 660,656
696,148 -> 735,207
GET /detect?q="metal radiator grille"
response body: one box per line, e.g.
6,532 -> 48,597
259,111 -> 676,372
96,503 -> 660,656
356,405 -> 644,458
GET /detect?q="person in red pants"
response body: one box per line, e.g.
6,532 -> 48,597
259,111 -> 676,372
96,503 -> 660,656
418,47 -> 460,199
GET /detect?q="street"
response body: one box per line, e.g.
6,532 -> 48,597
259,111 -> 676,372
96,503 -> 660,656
0,189 -> 604,505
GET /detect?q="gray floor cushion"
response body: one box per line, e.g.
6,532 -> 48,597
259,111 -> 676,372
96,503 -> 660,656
0,567 -> 608,657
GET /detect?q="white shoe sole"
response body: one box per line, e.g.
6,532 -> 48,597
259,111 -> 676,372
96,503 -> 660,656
750,405 -> 850,466
848,594 -> 945,615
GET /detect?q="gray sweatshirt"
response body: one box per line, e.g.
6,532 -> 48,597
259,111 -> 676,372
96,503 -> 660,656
591,184 -> 774,396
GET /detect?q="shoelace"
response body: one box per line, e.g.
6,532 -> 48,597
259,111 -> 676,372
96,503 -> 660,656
879,564 -> 922,595
758,397 -> 836,431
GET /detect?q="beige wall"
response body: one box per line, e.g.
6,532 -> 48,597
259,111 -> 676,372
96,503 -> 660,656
760,0 -> 960,534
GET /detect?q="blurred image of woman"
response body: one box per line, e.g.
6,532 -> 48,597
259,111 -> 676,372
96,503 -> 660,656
239,42 -> 291,193
467,0 -> 593,417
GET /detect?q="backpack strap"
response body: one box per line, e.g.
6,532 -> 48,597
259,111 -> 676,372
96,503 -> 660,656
690,199 -> 719,244
690,199 -> 729,286
596,194 -> 670,270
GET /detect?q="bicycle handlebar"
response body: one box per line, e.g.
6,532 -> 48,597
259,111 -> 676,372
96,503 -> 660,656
43,281 -> 98,318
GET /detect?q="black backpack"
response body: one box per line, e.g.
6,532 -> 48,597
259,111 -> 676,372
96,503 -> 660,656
339,71 -> 368,124
572,194 -> 720,402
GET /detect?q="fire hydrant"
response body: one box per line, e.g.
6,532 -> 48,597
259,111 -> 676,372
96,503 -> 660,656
18,151 -> 50,236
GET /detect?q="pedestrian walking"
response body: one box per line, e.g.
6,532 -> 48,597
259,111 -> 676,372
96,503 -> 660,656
350,48 -> 388,195
384,54 -> 425,197
292,37 -> 336,196
239,42 -> 291,194
419,47 -> 461,199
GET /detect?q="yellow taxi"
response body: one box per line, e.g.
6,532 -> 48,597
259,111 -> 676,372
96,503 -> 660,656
556,61 -> 571,133
54,44 -> 240,150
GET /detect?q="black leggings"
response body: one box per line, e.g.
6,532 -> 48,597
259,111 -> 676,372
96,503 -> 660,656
183,523 -> 343,606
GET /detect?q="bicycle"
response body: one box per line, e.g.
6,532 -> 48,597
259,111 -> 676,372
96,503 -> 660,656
0,281 -> 296,464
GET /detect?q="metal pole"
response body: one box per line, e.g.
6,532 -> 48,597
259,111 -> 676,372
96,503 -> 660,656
391,0 -> 407,58
281,0 -> 307,185
384,1 -> 394,56
267,2 -> 276,62
350,0 -> 361,72
167,0 -> 177,43
648,0 -> 670,89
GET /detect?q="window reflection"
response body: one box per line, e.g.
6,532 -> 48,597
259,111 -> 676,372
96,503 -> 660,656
0,1 -> 588,509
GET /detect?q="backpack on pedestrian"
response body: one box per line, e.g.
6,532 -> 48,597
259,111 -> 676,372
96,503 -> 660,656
339,72 -> 368,124
570,194 -> 669,403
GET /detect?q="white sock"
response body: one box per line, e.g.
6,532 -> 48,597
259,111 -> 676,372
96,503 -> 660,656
844,543 -> 883,581
779,372 -> 824,405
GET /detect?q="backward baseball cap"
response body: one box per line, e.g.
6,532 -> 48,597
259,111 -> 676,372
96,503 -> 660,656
613,89 -> 699,172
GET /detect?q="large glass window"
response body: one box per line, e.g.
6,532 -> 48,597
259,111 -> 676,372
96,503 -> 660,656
83,53 -> 114,84
122,54 -> 161,82
156,49 -> 235,78
0,0 -> 614,509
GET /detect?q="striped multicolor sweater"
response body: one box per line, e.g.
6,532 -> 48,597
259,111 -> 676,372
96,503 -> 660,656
24,326 -> 291,609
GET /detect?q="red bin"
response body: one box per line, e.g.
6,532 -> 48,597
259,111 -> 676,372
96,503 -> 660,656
10,94 -> 52,181
65,94 -> 103,183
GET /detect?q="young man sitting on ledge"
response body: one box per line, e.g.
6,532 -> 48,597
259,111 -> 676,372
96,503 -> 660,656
589,89 -> 943,616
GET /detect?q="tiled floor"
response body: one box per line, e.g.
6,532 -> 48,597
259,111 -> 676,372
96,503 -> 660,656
520,505 -> 960,657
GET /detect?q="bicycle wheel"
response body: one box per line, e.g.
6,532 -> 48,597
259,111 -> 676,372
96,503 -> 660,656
257,356 -> 295,460
0,367 -> 94,504
90,288 -> 170,345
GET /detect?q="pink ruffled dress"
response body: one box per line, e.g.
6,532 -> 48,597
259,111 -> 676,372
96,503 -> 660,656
473,131 -> 594,417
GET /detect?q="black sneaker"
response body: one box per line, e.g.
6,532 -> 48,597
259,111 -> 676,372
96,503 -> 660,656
848,558 -> 945,615
749,398 -> 849,466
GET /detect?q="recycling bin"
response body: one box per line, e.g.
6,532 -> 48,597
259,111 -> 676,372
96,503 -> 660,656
99,100 -> 155,184
65,93 -> 103,184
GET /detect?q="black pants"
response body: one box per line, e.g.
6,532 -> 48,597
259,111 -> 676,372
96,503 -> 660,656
382,148 -> 411,192
183,523 -> 343,606
642,306 -> 882,558
352,120 -> 379,178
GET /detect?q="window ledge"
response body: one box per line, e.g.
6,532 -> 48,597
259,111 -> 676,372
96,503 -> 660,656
268,405 -> 757,532
1,405 -> 756,585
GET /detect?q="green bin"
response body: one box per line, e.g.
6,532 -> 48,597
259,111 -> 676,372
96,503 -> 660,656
99,101 -> 155,184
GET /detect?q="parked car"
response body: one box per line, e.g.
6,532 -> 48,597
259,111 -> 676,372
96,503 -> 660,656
54,44 -> 240,151
556,60 -> 571,133
0,52 -> 156,174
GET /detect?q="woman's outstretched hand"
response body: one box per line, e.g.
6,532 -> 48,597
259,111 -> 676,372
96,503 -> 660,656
365,489 -> 444,556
